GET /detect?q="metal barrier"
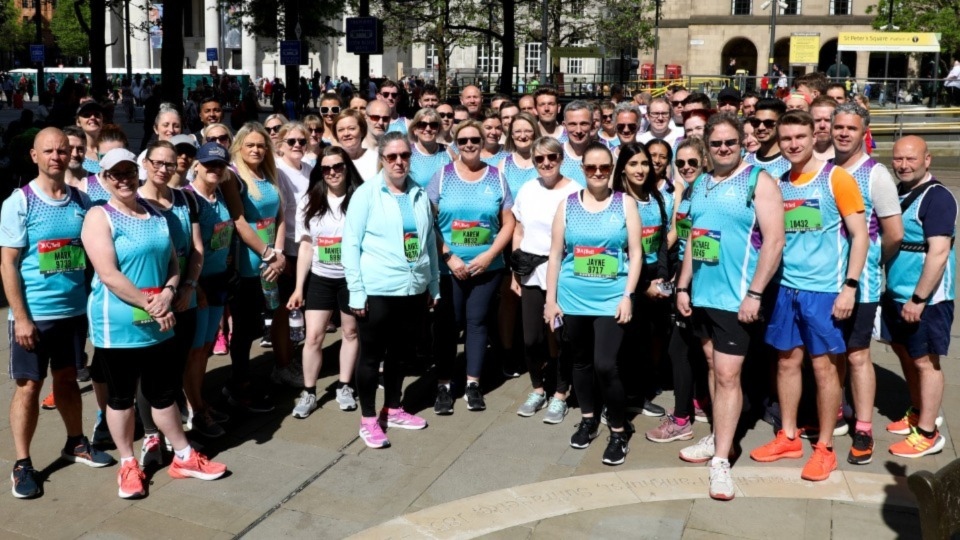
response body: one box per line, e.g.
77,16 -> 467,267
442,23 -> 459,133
869,107 -> 960,137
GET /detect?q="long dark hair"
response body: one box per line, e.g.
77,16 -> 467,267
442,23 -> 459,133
303,146 -> 364,227
645,138 -> 673,181
614,142 -> 669,279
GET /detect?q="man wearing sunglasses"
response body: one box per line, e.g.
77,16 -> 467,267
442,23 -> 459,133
534,86 -> 567,143
669,87 -> 689,125
637,97 -> 681,147
377,80 -> 409,136
364,100 -> 392,149
744,98 -> 791,180
613,103 -> 642,149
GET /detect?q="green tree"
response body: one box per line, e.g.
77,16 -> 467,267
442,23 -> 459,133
0,0 -> 31,59
50,0 -> 91,60
867,0 -> 960,59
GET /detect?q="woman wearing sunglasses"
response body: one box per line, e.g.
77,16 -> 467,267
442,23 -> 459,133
334,109 -> 380,182
302,115 -> 323,167
219,122 -> 286,413
408,108 -> 451,188
429,120 -> 516,415
342,132 -> 440,449
263,114 -> 289,155
202,124 -> 233,149
479,108 -> 510,167
545,142 -> 642,465
286,147 -> 364,419
318,93 -> 343,146
512,136 -> 580,424
436,103 -> 456,146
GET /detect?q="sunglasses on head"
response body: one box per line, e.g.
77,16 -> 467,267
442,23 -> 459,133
285,138 -> 307,147
616,123 -> 636,133
320,162 -> 346,174
320,106 -> 341,115
417,121 -> 440,130
709,139 -> 739,149
382,151 -> 412,162
675,158 -> 700,169
206,134 -> 231,144
265,125 -> 282,133
584,164 -> 613,176
533,153 -> 560,164
438,112 -> 454,119
748,118 -> 778,129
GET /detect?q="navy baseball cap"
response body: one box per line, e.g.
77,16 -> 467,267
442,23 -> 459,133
195,142 -> 229,165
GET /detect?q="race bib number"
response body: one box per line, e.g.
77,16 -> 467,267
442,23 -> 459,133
451,219 -> 492,246
573,246 -> 619,279
676,213 -> 691,241
37,238 -> 85,275
403,232 -> 420,262
316,236 -> 342,264
132,287 -> 162,325
641,225 -> 662,255
211,221 -> 234,251
255,218 -> 276,244
784,199 -> 823,232
690,229 -> 721,263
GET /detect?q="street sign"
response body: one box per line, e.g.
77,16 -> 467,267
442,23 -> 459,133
346,17 -> 383,55
837,32 -> 940,53
30,44 -> 44,63
206,48 -> 218,62
280,40 -> 301,66
789,33 -> 820,65
550,46 -> 602,59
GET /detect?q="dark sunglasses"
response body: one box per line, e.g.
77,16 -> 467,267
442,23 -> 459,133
456,136 -> 481,146
438,112 -> 454,119
718,99 -> 740,107
320,106 -> 341,115
320,162 -> 346,174
382,152 -> 412,162
285,138 -> 307,147
206,134 -> 231,144
675,158 -> 700,169
616,123 -> 636,133
709,139 -> 739,149
670,100 -> 684,107
379,91 -> 398,98
265,125 -> 282,133
452,118 -> 464,125
748,118 -> 778,129
308,127 -> 323,133
601,114 -> 613,122
533,153 -> 560,164
79,111 -> 102,118
367,114 -> 388,123
584,164 -> 613,176
417,121 -> 440,130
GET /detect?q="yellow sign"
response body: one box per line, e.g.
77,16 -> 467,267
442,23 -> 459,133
789,34 -> 820,65
550,46 -> 603,59
837,32 -> 941,52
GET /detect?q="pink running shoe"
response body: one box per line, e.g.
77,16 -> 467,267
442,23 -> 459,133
168,450 -> 227,480
213,331 -> 228,356
118,460 -> 146,499
359,417 -> 390,448
383,408 -> 428,430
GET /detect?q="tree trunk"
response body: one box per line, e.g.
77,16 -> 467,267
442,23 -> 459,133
498,0 -> 515,95
88,0 -> 108,99
160,0 -> 184,106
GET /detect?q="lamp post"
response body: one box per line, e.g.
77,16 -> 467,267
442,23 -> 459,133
652,0 -> 661,84
539,0 -> 548,82
880,0 -> 899,85
762,0 -> 787,78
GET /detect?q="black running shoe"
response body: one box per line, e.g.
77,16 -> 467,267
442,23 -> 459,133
602,431 -> 630,466
434,385 -> 454,415
570,417 -> 600,449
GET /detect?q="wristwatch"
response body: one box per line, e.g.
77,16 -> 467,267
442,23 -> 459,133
911,293 -> 929,304
844,278 -> 859,289
164,284 -> 177,295
442,251 -> 453,262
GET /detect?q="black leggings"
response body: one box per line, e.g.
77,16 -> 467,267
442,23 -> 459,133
356,294 -> 427,417
434,272 -> 502,381
97,339 -> 180,411
228,277 -> 267,383
668,313 -> 707,419
565,315 -> 627,429
138,308 -> 195,432
520,285 -> 570,395
620,293 -> 672,399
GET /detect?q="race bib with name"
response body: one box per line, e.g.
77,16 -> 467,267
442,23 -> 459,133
690,229 -> 721,263
132,287 -> 162,325
676,213 -> 691,240
573,246 -> 619,279
37,238 -> 85,275
451,219 -> 492,246
784,199 -> 823,232
255,218 -> 276,244
211,221 -> 234,251
641,225 -> 662,255
316,236 -> 342,264
403,232 -> 420,262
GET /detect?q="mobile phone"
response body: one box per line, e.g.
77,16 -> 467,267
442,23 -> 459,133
657,281 -> 675,295
552,315 -> 564,330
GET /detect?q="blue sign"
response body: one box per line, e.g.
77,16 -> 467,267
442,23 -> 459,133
346,17 -> 383,55
206,48 -> 218,62
280,40 -> 301,66
30,44 -> 44,63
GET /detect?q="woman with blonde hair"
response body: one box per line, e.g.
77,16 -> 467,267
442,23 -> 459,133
408,107 -> 451,187
263,113 -> 289,154
334,109 -> 379,181
302,114 -> 324,167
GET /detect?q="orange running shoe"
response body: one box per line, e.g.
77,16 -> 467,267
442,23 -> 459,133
117,459 -> 146,499
886,408 -> 943,435
801,442 -> 837,481
750,429 -> 804,462
889,428 -> 946,458
41,391 -> 56,410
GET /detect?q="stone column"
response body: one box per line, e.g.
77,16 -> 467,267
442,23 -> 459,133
204,0 -> 220,68
241,15 -> 258,76
129,0 -> 150,71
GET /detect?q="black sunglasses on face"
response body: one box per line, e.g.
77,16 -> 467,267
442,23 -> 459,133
285,138 -> 307,147
616,123 -> 636,133
709,139 -> 739,149
265,125 -> 282,133
206,134 -> 231,144
675,158 -> 700,169
417,121 -> 440,130
320,162 -> 346,174
456,136 -> 481,146
380,91 -> 398,98
533,153 -> 560,164
438,112 -> 454,119
748,118 -> 778,129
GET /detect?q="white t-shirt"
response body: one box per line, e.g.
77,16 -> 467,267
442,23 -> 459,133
946,64 -> 960,89
295,193 -> 346,279
277,159 -> 313,254
351,149 -> 379,182
637,125 -> 683,147
512,178 -> 580,289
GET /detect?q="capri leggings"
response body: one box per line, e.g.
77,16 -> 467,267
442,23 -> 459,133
434,271 -> 502,381
565,315 -> 628,429
668,313 -> 707,419
138,308 -> 195,430
520,285 -> 570,395
228,277 -> 267,382
97,338 -> 180,411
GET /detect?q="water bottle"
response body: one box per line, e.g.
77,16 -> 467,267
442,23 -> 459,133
260,263 -> 280,310
289,308 -> 305,343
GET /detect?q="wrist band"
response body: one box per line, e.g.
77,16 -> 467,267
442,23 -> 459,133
676,287 -> 690,294
747,289 -> 763,299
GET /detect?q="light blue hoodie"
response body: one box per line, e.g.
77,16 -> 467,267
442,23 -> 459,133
343,172 -> 440,308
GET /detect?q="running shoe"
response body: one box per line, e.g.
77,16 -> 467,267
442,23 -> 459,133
645,415 -> 695,443
292,391 -> 318,419
11,464 -> 40,499
359,417 -> 390,448
750,429 -> 804,463
92,410 -> 113,446
270,364 -> 304,388
434,385 -> 454,415
627,398 -> 665,417
384,408 -> 427,430
542,397 -> 568,424
679,434 -> 715,463
801,406 -> 848,439
570,417 -> 601,449
501,356 -> 521,379
464,383 -> 486,411
847,430 -> 874,465
709,458 -> 735,501
889,428 -> 946,458
168,451 -> 227,480
335,386 -> 358,411
140,434 -> 163,468
61,436 -> 115,467
190,411 -> 226,437
213,332 -> 229,355
117,460 -> 146,499
886,408 -> 943,435
76,367 -> 91,383
207,407 -> 230,424
223,384 -> 275,413
41,391 -> 56,410
693,398 -> 710,423
517,392 -> 547,417
800,442 -> 837,482
602,431 -> 630,465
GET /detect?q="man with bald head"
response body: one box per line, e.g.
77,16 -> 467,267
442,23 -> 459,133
460,85 -> 482,119
881,135 -> 956,459
1,128 -> 114,499
364,99 -> 391,149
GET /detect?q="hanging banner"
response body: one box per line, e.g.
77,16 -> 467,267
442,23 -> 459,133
149,4 -> 163,49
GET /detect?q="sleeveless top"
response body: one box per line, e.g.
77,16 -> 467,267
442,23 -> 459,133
501,153 -> 538,197
184,185 -> 234,276
236,172 -> 282,278
842,156 -> 883,303
410,143 -> 451,188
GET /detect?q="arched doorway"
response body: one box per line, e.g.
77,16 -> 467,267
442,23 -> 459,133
818,38 -> 858,78
722,38 -> 758,76
773,38 -> 791,75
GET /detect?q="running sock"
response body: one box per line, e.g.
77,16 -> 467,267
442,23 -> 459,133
916,426 -> 937,439
174,445 -> 193,461
855,420 -> 872,435
336,381 -> 349,389
14,457 -> 32,469
304,386 -> 317,396
710,457 -> 729,466
120,456 -> 135,466
675,416 -> 690,426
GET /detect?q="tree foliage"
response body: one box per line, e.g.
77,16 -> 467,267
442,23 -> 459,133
50,0 -> 92,60
227,0 -> 350,42
867,0 -> 960,59
0,0 -> 31,57
595,0 -> 656,55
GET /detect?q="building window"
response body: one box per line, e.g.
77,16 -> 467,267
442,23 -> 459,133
478,43 -> 501,75
780,0 -> 800,14
426,43 -> 437,71
524,43 -> 541,74
731,0 -> 751,15
830,0 -> 851,14
567,57 -> 583,75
